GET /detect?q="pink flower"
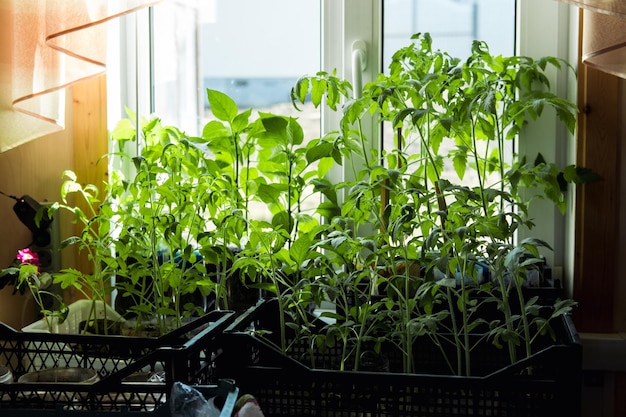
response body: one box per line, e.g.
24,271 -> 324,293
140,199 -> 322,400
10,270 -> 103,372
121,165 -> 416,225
16,248 -> 39,267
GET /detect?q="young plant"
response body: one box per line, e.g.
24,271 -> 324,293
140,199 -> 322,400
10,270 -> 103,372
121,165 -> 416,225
43,171 -> 117,333
196,90 -> 347,313
110,116 -> 218,333
0,248 -> 68,331
309,222 -> 392,372
291,32 -> 585,375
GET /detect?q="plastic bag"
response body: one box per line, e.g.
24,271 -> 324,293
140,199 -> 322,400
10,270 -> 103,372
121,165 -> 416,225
170,381 -> 221,417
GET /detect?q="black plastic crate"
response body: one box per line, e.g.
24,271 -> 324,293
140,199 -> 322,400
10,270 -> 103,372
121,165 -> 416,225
1,381 -> 239,417
0,310 -> 234,411
215,298 -> 582,417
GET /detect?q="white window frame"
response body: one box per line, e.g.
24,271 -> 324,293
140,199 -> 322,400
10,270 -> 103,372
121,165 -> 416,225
108,7 -> 152,135
322,0 -> 382,189
109,0 -> 578,287
516,0 -> 578,287
321,0 -> 578,284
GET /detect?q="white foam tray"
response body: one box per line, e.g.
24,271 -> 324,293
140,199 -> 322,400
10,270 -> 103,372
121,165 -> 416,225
22,299 -> 122,334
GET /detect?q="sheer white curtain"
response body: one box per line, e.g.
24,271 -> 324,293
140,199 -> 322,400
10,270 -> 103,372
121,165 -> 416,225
559,0 -> 626,78
0,0 -> 159,153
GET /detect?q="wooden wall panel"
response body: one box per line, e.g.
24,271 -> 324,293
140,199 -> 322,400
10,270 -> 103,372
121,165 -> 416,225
0,75 -> 107,327
70,75 -> 108,287
0,128 -> 73,329
574,65 -> 621,333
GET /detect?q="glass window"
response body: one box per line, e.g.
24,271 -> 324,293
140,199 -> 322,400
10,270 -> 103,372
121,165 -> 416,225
381,0 -> 517,160
383,0 -> 516,63
111,1 -> 323,223
151,0 -> 321,138
108,0 -> 572,270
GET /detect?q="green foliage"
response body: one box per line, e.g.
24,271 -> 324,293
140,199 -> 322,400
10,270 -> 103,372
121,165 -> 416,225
287,32 -> 583,375
48,172 -> 117,306
0,264 -> 68,331
39,85 -> 350,336
15,32 -> 584,370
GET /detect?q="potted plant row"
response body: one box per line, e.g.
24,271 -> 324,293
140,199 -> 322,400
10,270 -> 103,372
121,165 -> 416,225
212,33 -> 586,416
0,94 -> 244,412
0,30 -> 586,415
0,73 -> 350,410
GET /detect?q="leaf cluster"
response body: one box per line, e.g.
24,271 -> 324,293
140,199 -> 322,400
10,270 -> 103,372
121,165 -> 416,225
281,33 -> 582,375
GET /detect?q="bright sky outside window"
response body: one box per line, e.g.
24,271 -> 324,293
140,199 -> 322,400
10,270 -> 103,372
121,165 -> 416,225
382,0 -> 516,186
152,0 -> 321,139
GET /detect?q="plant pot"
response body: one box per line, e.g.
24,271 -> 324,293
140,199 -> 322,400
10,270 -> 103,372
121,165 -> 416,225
0,365 -> 12,384
122,371 -> 165,384
17,367 -> 99,384
22,299 -> 122,334
120,318 -> 162,337
358,350 -> 390,372
215,298 -> 582,417
225,275 -> 260,313
78,318 -> 123,335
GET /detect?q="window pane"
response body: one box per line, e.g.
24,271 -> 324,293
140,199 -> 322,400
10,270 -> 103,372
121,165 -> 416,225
153,0 -> 321,138
151,0 -> 322,224
382,0 -> 516,183
153,3 -> 201,134
382,0 -> 517,102
383,0 -> 516,64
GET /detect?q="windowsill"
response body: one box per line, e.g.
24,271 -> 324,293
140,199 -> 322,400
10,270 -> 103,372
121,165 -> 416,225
580,332 -> 626,371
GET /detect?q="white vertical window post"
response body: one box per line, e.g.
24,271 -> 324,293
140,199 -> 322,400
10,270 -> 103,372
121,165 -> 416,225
106,7 -> 154,305
321,0 -> 383,194
109,8 -> 153,136
516,0 -> 578,288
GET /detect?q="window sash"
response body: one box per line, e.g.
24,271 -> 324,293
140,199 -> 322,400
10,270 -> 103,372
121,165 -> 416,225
108,0 -> 577,271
